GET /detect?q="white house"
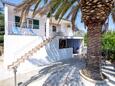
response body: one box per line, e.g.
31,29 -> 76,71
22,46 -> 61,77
1,1 -> 84,86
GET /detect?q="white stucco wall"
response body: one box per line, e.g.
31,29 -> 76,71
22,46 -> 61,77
46,36 -> 73,61
3,35 -> 73,80
4,35 -> 44,69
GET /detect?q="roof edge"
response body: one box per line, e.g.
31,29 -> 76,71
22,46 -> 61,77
2,1 -> 18,7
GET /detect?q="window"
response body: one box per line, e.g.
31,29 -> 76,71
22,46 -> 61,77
33,19 -> 39,29
15,16 -> 39,29
52,26 -> 56,32
15,16 -> 20,27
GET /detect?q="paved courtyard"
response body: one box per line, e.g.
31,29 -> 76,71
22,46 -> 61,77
20,56 -> 115,86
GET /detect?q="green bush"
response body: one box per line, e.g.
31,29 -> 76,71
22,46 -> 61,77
84,33 -> 87,46
84,31 -> 115,62
102,32 -> 115,62
0,13 -> 4,27
0,35 -> 3,43
0,12 -> 4,44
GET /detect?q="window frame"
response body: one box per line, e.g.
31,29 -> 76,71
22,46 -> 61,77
15,16 -> 39,29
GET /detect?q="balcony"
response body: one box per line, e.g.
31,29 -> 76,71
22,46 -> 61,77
7,21 -> 39,36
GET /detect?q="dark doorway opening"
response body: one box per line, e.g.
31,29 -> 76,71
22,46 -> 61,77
59,39 -> 80,54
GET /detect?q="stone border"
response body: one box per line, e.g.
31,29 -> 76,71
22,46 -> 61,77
79,70 -> 108,85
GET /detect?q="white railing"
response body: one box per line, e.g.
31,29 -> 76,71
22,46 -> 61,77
7,21 -> 39,36
7,21 -> 79,37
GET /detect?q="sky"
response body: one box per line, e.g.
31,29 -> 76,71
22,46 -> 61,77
0,0 -> 115,32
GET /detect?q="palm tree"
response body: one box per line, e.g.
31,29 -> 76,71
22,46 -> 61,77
17,0 -> 115,80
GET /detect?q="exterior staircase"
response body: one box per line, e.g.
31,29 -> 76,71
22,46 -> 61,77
7,36 -> 56,69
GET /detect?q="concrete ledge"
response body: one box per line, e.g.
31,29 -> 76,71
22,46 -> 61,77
79,70 -> 108,86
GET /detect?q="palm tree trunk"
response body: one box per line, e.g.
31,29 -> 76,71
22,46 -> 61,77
83,24 -> 103,80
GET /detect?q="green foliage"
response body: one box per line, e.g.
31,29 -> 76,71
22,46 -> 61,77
0,12 -> 4,27
84,33 -> 87,46
0,35 -> 3,43
0,12 -> 4,44
102,32 -> 115,62
84,31 -> 115,61
102,32 -> 115,51
84,32 -> 115,50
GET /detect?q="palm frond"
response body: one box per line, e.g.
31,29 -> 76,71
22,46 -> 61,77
65,6 -> 75,20
37,0 -> 60,16
16,0 -> 34,11
55,0 -> 77,22
71,4 -> 80,31
32,0 -> 41,16
16,0 -> 114,31
39,4 -> 51,15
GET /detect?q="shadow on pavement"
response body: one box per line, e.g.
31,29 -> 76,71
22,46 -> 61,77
22,57 -> 86,86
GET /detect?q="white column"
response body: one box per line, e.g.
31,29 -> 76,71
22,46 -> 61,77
79,39 -> 84,55
68,27 -> 73,36
46,18 -> 50,38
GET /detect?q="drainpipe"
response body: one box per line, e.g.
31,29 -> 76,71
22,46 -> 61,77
13,66 -> 17,86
